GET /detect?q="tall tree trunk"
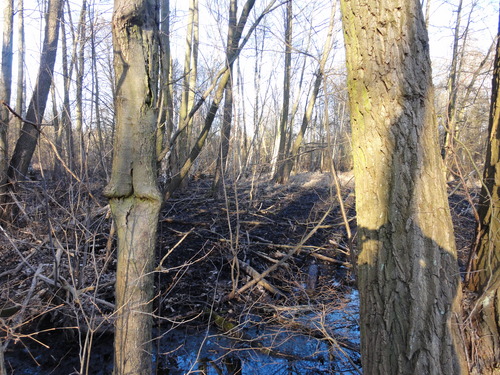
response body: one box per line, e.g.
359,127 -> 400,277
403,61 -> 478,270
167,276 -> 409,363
104,0 -> 162,374
0,0 -> 13,217
177,0 -> 198,174
280,0 -> 336,183
340,0 -> 468,373
89,3 -> 107,178
14,0 -> 24,138
157,0 -> 174,177
213,0 -> 238,195
468,10 -> 500,374
163,0 -> 271,199
75,0 -> 87,174
272,0 -> 292,182
441,0 -> 463,174
60,9 -> 75,172
8,0 -> 63,181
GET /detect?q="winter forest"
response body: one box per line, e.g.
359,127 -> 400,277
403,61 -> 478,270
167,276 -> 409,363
0,0 -> 499,374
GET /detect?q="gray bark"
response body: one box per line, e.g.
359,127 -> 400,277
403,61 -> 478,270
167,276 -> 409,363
104,0 -> 162,373
340,0 -> 468,373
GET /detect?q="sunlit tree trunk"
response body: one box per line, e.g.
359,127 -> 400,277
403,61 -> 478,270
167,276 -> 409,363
0,0 -> 13,217
8,0 -> 63,181
340,0 -> 468,373
468,10 -> 500,374
104,0 -> 161,374
272,0 -> 292,182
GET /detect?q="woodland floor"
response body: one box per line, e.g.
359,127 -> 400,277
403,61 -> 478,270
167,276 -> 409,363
0,171 -> 477,374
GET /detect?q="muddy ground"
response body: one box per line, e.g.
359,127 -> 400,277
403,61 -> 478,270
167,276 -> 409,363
0,172 -> 476,374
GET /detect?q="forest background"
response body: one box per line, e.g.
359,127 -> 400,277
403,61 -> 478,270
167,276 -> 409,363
0,0 -> 499,374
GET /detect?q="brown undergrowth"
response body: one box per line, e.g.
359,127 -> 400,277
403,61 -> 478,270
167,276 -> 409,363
0,171 -> 477,374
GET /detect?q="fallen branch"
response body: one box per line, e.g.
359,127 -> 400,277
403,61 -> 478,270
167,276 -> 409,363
225,205 -> 333,300
237,259 -> 285,297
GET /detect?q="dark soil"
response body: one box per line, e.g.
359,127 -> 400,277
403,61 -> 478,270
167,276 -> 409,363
0,172 -> 477,374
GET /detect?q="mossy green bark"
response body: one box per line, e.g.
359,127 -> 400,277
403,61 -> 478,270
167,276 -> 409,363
340,0 -> 468,373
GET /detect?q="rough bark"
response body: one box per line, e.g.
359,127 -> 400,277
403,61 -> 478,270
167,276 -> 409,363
104,0 -> 162,374
340,0 -> 468,373
8,0 -> 63,181
0,0 -> 13,216
468,10 -> 500,373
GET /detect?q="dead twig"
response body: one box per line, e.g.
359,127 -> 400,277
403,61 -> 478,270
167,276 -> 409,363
237,259 -> 285,297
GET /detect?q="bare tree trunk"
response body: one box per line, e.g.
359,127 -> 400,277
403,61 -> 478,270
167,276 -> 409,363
14,0 -> 24,138
60,9 -> 75,172
50,85 -> 63,178
104,0 -> 162,374
8,0 -> 63,182
157,0 -> 174,178
272,0 -> 292,182
89,3 -> 107,178
75,0 -> 87,174
340,0 -> 468,373
177,0 -> 198,174
468,10 -> 500,373
280,0 -> 336,183
0,0 -> 13,217
163,0 -> 272,199
441,0 -> 463,175
213,0 -> 238,195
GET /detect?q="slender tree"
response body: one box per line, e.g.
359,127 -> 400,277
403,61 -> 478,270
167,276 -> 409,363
0,0 -> 13,217
163,0 -> 275,199
213,0 -> 238,194
177,0 -> 198,172
468,9 -> 500,373
279,0 -> 337,183
157,0 -> 174,176
14,0 -> 24,137
8,0 -> 63,182
272,0 -> 292,181
75,0 -> 88,173
340,0 -> 468,373
60,8 -> 75,172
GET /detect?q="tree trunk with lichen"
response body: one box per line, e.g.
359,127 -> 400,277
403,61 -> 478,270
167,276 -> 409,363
340,0 -> 468,373
104,1 -> 162,374
468,11 -> 500,374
